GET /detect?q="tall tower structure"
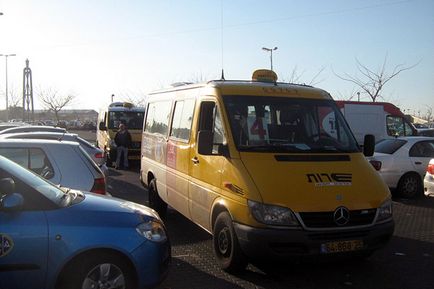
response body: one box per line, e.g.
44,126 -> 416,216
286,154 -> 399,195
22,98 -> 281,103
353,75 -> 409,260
22,58 -> 34,121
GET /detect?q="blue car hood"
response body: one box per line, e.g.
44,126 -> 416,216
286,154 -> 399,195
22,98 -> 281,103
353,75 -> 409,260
61,191 -> 161,225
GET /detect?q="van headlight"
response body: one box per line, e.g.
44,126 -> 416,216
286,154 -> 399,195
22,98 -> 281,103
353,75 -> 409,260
248,200 -> 299,226
136,220 -> 167,242
376,199 -> 393,223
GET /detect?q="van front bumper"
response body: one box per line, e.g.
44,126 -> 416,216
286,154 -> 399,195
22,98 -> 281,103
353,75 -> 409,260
233,220 -> 394,260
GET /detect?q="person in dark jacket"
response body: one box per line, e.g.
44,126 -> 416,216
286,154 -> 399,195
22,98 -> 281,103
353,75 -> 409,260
114,123 -> 132,169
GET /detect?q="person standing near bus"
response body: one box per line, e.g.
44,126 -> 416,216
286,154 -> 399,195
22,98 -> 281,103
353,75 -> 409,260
114,123 -> 132,169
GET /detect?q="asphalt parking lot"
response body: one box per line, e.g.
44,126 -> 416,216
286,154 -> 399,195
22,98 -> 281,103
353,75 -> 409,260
107,164 -> 434,289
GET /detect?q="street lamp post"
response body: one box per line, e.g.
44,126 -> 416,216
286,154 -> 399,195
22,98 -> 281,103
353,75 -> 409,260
262,46 -> 278,71
0,53 -> 16,121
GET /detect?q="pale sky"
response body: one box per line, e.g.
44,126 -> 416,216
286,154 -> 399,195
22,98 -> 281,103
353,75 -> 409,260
0,0 -> 433,117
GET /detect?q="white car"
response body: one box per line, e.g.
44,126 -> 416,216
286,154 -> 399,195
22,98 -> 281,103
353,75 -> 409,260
0,131 -> 108,174
424,158 -> 434,197
367,136 -> 434,198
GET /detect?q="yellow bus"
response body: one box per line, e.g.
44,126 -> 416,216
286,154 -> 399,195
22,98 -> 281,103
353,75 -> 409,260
140,70 -> 394,272
97,102 -> 145,166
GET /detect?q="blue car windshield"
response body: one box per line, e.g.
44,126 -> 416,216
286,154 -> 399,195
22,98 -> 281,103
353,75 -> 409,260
223,95 -> 359,153
1,156 -> 64,206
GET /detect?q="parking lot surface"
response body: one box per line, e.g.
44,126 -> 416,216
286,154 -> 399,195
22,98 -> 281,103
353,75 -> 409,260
107,165 -> 434,289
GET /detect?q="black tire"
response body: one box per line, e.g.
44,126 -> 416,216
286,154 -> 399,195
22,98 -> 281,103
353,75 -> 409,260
397,173 -> 422,198
58,252 -> 136,289
148,179 -> 167,218
213,211 -> 248,273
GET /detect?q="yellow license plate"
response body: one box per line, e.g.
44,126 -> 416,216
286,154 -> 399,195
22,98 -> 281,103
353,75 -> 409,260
320,240 -> 364,254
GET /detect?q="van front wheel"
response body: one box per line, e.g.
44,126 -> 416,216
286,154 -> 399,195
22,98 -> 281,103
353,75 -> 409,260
213,211 -> 247,273
148,179 -> 167,218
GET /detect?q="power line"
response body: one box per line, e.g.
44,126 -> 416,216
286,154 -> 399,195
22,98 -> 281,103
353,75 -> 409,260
8,0 -> 414,51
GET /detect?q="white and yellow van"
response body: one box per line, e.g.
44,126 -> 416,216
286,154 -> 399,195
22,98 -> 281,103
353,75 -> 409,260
97,102 -> 145,166
140,70 -> 394,272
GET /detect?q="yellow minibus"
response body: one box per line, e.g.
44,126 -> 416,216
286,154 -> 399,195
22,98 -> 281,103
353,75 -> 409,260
140,70 -> 394,272
97,102 -> 145,166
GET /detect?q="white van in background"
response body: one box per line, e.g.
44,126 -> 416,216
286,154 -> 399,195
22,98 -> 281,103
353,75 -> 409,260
335,101 -> 417,144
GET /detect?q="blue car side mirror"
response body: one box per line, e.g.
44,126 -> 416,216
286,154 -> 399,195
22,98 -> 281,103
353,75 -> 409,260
1,193 -> 24,211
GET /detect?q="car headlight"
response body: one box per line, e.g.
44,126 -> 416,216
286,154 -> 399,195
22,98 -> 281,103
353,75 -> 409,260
376,199 -> 393,223
136,220 -> 167,242
248,200 -> 299,226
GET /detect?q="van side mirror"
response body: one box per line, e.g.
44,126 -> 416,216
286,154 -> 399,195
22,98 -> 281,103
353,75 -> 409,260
197,130 -> 213,155
363,134 -> 375,157
98,121 -> 107,131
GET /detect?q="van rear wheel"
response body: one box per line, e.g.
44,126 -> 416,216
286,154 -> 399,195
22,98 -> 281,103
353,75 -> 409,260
148,179 -> 167,218
213,211 -> 247,273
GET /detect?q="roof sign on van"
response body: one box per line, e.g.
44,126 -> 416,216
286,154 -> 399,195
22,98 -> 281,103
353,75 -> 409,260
109,102 -> 134,108
252,69 -> 278,83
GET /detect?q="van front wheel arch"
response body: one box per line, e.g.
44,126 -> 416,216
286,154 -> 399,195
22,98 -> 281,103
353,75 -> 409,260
148,178 -> 167,218
213,211 -> 247,273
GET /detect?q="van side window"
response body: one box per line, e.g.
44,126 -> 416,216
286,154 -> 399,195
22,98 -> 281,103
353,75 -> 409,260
387,116 -> 413,137
199,101 -> 226,153
214,108 -> 226,145
170,99 -> 195,142
144,101 -> 172,136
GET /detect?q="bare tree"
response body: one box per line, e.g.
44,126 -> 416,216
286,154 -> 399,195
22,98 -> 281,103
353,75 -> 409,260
426,105 -> 433,123
38,88 -> 75,122
124,95 -> 146,107
114,91 -> 146,107
335,56 -> 418,102
284,66 -> 326,86
4,86 -> 21,108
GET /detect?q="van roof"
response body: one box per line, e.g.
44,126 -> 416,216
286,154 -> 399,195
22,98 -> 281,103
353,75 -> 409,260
149,79 -> 331,100
107,106 -> 145,112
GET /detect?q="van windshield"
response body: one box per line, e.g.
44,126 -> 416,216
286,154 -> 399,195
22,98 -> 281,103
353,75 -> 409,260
108,111 -> 144,130
223,96 -> 359,153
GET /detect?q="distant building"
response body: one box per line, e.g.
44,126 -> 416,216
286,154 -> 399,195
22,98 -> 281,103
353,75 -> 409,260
0,108 -> 98,123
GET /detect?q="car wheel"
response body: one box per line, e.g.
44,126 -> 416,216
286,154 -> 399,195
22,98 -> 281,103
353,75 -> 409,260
398,173 -> 422,198
58,253 -> 135,289
148,179 -> 167,218
213,211 -> 248,273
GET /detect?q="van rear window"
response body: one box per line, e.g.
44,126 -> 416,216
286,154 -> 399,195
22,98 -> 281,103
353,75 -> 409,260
374,139 -> 407,154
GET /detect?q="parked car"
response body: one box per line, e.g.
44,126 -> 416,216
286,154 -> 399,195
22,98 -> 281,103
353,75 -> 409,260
0,123 -> 24,131
0,125 -> 66,135
0,132 -> 107,174
424,158 -> 434,197
418,128 -> 434,137
367,136 -> 434,198
0,139 -> 107,194
0,155 -> 170,289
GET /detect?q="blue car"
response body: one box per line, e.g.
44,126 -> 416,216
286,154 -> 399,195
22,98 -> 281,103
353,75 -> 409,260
0,156 -> 170,289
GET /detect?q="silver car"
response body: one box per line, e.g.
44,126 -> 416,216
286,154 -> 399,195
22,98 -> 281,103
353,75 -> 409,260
0,139 -> 107,195
0,131 -> 107,171
0,125 -> 66,135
